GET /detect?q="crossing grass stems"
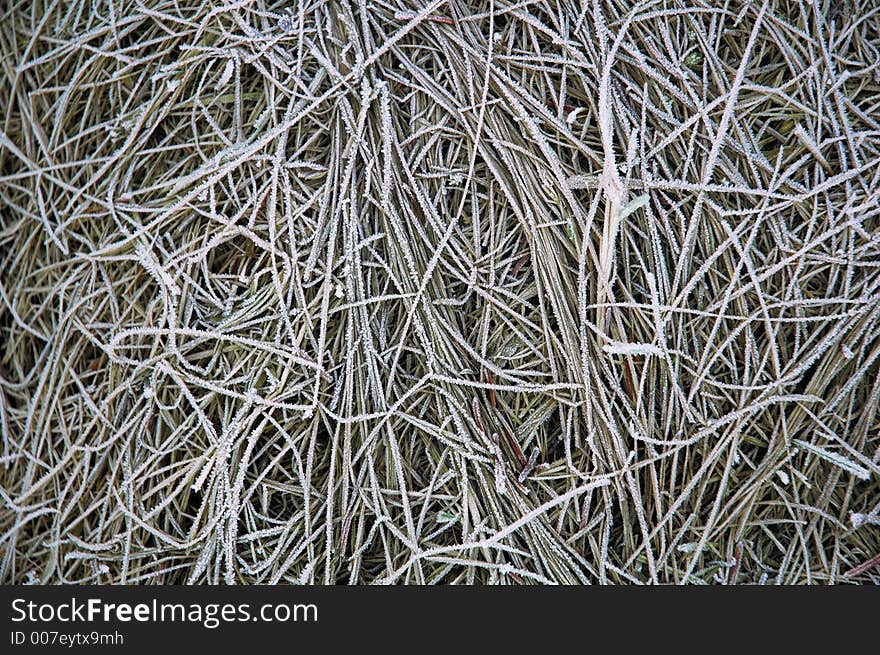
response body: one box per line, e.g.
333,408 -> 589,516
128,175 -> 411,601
1,0 -> 879,584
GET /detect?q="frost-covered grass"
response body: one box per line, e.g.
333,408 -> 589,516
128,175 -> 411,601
1,0 -> 879,584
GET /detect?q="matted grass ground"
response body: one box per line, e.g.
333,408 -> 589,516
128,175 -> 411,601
1,0 -> 879,584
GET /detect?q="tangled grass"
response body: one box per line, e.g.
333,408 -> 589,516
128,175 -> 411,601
1,0 -> 879,584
